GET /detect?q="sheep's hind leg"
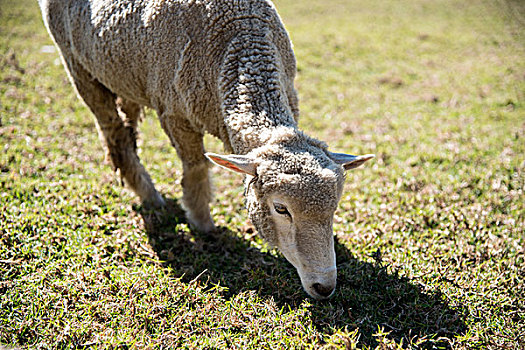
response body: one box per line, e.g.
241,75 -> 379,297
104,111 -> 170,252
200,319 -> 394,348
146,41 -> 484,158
114,97 -> 165,207
65,59 -> 164,208
160,116 -> 215,233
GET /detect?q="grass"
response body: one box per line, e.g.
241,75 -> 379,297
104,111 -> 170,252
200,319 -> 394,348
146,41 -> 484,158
1,0 -> 524,348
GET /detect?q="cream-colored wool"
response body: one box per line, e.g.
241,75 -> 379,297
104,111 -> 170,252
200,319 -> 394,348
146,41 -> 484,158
39,0 -> 373,299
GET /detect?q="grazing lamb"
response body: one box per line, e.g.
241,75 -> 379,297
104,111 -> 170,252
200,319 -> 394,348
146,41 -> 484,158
39,0 -> 374,299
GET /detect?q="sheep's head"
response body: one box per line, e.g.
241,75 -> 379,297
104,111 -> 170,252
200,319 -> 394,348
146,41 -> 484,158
206,137 -> 373,300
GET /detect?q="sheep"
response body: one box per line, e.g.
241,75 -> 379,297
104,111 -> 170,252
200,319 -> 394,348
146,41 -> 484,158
39,0 -> 374,300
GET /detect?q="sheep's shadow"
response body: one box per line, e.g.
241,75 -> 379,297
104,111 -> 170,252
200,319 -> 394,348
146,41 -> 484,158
137,198 -> 466,347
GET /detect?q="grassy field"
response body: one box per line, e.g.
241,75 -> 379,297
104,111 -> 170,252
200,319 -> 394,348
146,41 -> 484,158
1,0 -> 524,348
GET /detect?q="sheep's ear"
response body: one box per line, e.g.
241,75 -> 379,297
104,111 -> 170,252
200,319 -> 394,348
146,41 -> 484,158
328,152 -> 375,170
205,153 -> 257,176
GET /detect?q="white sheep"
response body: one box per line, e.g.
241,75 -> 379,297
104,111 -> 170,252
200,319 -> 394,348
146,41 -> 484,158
39,0 -> 374,299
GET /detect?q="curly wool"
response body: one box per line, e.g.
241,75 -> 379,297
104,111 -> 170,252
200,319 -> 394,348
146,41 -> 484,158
39,0 -> 298,150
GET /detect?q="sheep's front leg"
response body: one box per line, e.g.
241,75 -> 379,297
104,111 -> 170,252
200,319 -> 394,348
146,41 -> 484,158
160,116 -> 215,233
180,160 -> 215,233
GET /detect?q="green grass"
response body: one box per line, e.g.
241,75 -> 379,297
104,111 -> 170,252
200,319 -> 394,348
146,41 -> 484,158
1,0 -> 524,348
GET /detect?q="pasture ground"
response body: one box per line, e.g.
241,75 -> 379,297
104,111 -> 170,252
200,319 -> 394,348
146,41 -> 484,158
1,0 -> 524,348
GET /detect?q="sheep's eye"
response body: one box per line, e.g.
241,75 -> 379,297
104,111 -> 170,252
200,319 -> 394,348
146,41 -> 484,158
273,203 -> 290,216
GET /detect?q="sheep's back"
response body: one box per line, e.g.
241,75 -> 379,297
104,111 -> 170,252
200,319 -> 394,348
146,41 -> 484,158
42,0 -> 296,136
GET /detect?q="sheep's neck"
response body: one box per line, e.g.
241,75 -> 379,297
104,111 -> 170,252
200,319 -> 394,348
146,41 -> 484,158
219,35 -> 297,154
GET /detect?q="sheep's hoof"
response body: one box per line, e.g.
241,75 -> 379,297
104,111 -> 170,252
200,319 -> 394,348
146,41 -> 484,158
188,217 -> 216,234
142,193 -> 166,209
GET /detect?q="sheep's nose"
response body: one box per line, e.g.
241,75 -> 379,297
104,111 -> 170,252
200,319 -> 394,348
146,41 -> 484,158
312,283 -> 335,299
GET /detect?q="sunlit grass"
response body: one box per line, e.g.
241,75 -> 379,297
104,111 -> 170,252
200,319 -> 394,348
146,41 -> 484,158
1,0 -> 523,348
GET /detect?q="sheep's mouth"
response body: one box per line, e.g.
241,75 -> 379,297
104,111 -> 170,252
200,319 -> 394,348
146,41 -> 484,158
296,267 -> 337,300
